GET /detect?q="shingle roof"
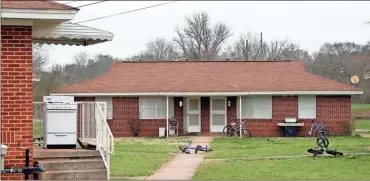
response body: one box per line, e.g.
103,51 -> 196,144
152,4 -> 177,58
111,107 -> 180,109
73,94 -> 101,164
2,0 -> 78,10
52,60 -> 361,93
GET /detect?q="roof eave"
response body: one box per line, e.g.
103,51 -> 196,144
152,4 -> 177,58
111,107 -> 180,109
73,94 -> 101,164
1,8 -> 78,21
49,90 -> 364,97
32,22 -> 114,46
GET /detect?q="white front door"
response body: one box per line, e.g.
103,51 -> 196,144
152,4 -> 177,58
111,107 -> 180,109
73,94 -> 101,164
210,97 -> 227,132
187,97 -> 201,132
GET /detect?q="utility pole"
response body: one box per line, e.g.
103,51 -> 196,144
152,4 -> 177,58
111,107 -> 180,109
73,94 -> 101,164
245,40 -> 248,61
260,32 -> 263,60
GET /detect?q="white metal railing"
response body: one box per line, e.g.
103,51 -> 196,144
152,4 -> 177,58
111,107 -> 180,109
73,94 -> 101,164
33,101 -> 114,179
78,101 -> 114,180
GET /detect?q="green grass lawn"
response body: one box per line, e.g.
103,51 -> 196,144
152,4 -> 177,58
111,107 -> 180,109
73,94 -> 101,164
33,121 -> 42,137
193,155 -> 370,180
205,137 -> 370,159
352,104 -> 370,111
110,137 -> 188,177
354,119 -> 370,130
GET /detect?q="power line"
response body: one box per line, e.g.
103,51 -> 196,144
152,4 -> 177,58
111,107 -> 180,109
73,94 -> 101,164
76,1 -> 107,8
75,1 -> 177,24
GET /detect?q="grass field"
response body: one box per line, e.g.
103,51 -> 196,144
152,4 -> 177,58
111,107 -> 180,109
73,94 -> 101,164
205,137 -> 370,159
194,136 -> 370,180
194,155 -> 370,180
352,104 -> 370,110
110,137 -> 188,177
33,121 -> 42,137
354,119 -> 370,130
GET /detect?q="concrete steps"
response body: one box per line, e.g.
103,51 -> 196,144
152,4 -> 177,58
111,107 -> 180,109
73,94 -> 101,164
41,170 -> 107,180
34,148 -> 107,180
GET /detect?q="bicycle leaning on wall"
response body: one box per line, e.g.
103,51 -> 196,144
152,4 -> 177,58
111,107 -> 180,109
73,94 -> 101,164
222,121 -> 252,138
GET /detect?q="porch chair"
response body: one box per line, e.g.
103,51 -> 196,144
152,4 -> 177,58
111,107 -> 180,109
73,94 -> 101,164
169,117 -> 179,137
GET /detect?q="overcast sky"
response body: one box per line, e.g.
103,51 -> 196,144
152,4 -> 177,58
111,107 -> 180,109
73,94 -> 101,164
49,1 -> 370,66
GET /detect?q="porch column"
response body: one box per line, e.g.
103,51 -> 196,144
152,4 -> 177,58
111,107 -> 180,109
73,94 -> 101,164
166,96 -> 169,138
239,96 -> 242,138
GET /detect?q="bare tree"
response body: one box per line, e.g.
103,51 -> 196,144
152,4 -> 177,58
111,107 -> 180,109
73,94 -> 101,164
32,44 -> 49,73
173,12 -> 233,60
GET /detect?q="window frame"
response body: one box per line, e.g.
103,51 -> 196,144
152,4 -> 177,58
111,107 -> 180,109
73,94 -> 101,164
139,96 -> 174,119
298,95 -> 316,119
236,96 -> 273,119
95,96 -> 113,119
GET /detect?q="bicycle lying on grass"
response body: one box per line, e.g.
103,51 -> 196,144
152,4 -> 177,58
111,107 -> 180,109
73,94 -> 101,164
223,121 -> 252,138
178,140 -> 213,154
305,121 -> 335,137
307,128 -> 343,158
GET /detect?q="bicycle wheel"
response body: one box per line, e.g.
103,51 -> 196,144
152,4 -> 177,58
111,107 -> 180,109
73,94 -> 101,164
223,125 -> 233,136
324,127 -> 335,136
199,147 -> 213,152
224,126 -> 235,137
241,129 -> 252,138
178,146 -> 190,154
304,129 -> 315,137
316,137 -> 329,148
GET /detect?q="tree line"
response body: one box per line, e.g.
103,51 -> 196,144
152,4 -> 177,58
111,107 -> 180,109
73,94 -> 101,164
33,12 -> 370,103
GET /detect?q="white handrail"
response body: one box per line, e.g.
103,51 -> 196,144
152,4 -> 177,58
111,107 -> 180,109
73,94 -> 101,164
95,102 -> 114,180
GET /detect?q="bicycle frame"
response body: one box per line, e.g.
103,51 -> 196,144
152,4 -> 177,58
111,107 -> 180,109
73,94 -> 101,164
183,140 -> 209,151
230,121 -> 245,134
308,122 -> 324,135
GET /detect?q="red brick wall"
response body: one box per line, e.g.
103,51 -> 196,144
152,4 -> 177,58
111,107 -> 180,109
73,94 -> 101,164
228,96 -> 352,137
1,25 -> 33,180
75,95 -> 352,137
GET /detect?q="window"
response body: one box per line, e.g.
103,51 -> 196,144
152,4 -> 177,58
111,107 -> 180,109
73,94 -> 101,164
95,97 -> 113,119
237,96 -> 272,119
298,96 -> 316,119
139,97 -> 174,119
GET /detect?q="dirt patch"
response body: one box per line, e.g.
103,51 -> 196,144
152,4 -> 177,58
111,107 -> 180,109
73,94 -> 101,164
352,110 -> 370,119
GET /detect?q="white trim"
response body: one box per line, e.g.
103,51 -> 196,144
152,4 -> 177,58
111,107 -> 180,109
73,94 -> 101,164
239,96 -> 242,137
2,19 -> 33,26
187,97 -> 201,133
166,96 -> 169,138
210,97 -> 227,132
49,90 -> 363,96
1,8 -> 77,21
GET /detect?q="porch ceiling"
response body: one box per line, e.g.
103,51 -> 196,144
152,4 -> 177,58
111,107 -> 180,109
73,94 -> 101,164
32,22 -> 114,46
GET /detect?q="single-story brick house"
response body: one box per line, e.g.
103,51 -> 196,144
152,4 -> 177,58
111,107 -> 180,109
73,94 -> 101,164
50,60 -> 363,137
1,1 -> 113,180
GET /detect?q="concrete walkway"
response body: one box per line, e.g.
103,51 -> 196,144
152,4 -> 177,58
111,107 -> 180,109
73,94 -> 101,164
145,137 -> 213,180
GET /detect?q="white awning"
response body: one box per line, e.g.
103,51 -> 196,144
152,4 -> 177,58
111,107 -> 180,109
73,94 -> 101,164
32,22 -> 114,46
